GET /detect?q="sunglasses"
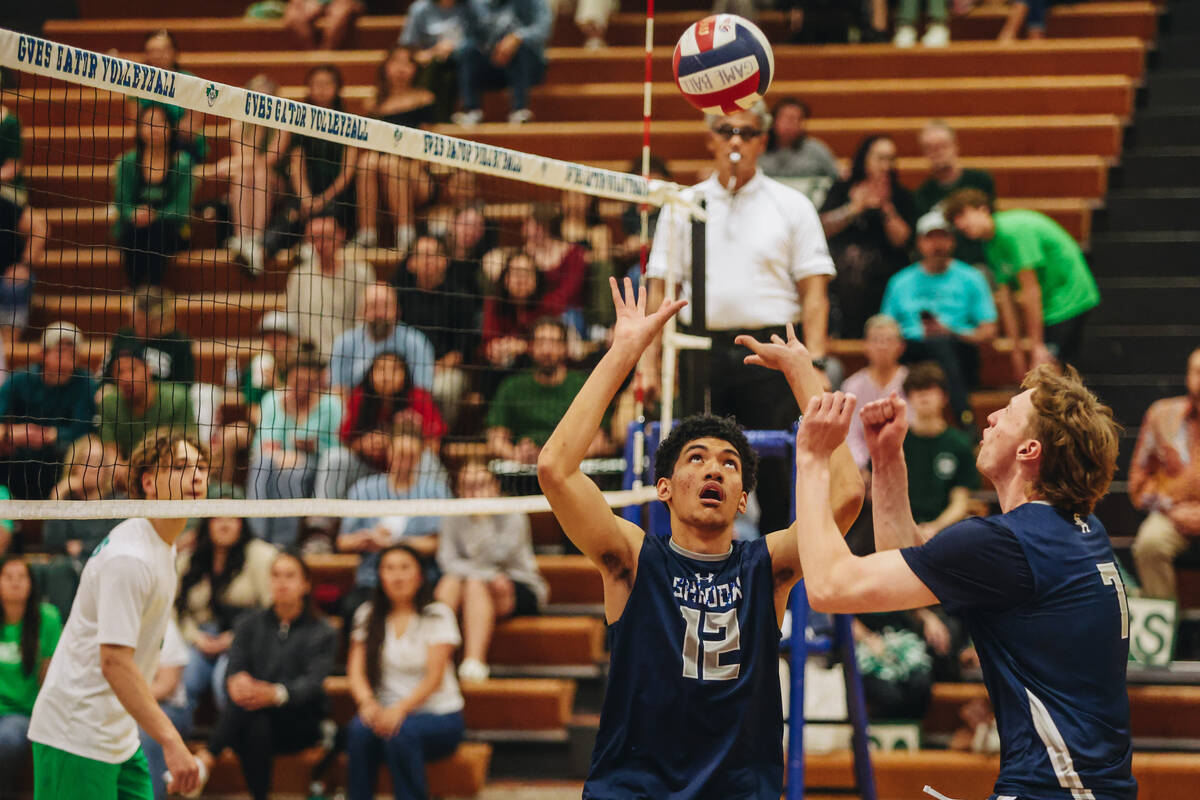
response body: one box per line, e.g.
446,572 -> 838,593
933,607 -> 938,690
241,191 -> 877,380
712,125 -> 763,141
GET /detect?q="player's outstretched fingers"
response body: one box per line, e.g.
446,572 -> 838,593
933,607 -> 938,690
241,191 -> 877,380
804,394 -> 822,420
609,276 -> 624,308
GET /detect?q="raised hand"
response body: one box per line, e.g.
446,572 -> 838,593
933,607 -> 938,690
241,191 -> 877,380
796,392 -> 857,460
609,276 -> 687,353
735,323 -> 812,379
860,392 -> 908,460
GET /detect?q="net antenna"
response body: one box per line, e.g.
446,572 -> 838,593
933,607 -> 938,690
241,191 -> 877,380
0,26 -> 705,520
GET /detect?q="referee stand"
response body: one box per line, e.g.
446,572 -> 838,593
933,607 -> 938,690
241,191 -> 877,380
622,424 -> 878,800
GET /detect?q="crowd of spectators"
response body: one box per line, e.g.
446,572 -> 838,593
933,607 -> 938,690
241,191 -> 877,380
0,6 -> 1175,789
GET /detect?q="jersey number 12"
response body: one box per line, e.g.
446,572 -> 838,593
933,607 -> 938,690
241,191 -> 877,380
680,606 -> 741,681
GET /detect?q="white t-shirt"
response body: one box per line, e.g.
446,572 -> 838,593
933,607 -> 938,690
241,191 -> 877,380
29,518 -> 179,763
646,169 -> 836,330
159,618 -> 191,710
352,602 -> 464,715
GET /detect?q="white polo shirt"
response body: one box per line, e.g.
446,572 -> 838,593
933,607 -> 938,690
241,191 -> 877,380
646,169 -> 835,330
29,518 -> 178,763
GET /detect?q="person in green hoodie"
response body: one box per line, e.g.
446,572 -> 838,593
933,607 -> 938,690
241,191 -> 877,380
112,104 -> 194,288
944,188 -> 1100,382
0,556 -> 63,800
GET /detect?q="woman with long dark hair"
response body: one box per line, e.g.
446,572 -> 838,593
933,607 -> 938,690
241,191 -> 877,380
316,350 -> 445,500
195,550 -> 335,800
111,103 -> 194,287
819,134 -> 916,338
176,516 -> 275,711
346,545 -> 464,800
136,29 -> 207,162
479,250 -> 553,398
0,557 -> 62,800
288,64 -> 359,235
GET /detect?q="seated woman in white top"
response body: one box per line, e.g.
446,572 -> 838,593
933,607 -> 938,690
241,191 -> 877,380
435,462 -> 547,683
346,544 -> 464,800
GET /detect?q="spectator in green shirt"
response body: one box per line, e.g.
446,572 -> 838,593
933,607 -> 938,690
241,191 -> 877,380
99,351 -> 197,489
112,104 -> 195,288
101,288 -> 195,385
486,317 -> 611,464
0,322 -> 98,500
913,121 -> 995,268
0,556 -> 63,800
901,362 -> 979,534
944,189 -> 1100,382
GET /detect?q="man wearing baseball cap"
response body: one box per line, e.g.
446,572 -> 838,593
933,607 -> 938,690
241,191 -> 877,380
0,322 -> 99,498
881,210 -> 998,426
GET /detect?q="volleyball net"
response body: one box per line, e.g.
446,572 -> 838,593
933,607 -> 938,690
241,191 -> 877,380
0,27 -> 697,528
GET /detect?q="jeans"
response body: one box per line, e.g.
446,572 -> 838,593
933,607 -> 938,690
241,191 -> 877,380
314,446 -> 380,500
0,713 -> 31,800
208,703 -> 323,800
246,454 -> 318,546
182,643 -> 230,713
458,44 -> 546,113
139,703 -> 193,800
346,711 -> 464,800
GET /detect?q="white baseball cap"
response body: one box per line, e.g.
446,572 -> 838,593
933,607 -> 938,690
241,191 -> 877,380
916,210 -> 953,237
42,321 -> 82,351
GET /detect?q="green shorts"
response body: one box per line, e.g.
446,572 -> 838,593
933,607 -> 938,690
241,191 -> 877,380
32,742 -> 153,800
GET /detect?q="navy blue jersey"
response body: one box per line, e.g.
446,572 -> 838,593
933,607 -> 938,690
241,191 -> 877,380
903,502 -> 1136,800
584,534 -> 783,800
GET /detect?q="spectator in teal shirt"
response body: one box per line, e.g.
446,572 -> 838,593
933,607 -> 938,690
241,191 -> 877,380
882,211 -> 997,425
0,323 -> 98,500
247,353 -> 343,547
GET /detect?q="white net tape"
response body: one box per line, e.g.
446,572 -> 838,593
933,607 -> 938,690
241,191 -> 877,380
0,28 -> 679,205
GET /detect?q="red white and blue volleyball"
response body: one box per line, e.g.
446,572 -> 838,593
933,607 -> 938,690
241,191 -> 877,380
672,14 -> 775,115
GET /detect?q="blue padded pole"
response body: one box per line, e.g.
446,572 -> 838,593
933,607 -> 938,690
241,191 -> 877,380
787,580 -> 809,800
836,613 -> 879,800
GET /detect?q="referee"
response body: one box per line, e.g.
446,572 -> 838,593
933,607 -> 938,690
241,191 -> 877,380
644,102 -> 837,534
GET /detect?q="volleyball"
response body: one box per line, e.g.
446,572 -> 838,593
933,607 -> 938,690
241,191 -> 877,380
672,14 -> 775,115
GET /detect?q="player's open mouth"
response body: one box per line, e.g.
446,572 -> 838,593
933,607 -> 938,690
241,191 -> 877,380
699,482 -> 724,506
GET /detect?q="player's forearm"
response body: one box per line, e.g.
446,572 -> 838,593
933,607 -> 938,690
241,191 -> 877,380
100,646 -> 186,748
539,341 -> 640,481
793,453 -> 859,608
870,451 -> 926,549
1018,282 -> 1045,345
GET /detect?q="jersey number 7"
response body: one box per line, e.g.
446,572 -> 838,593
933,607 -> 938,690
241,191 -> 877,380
1097,561 -> 1129,640
680,606 -> 741,681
